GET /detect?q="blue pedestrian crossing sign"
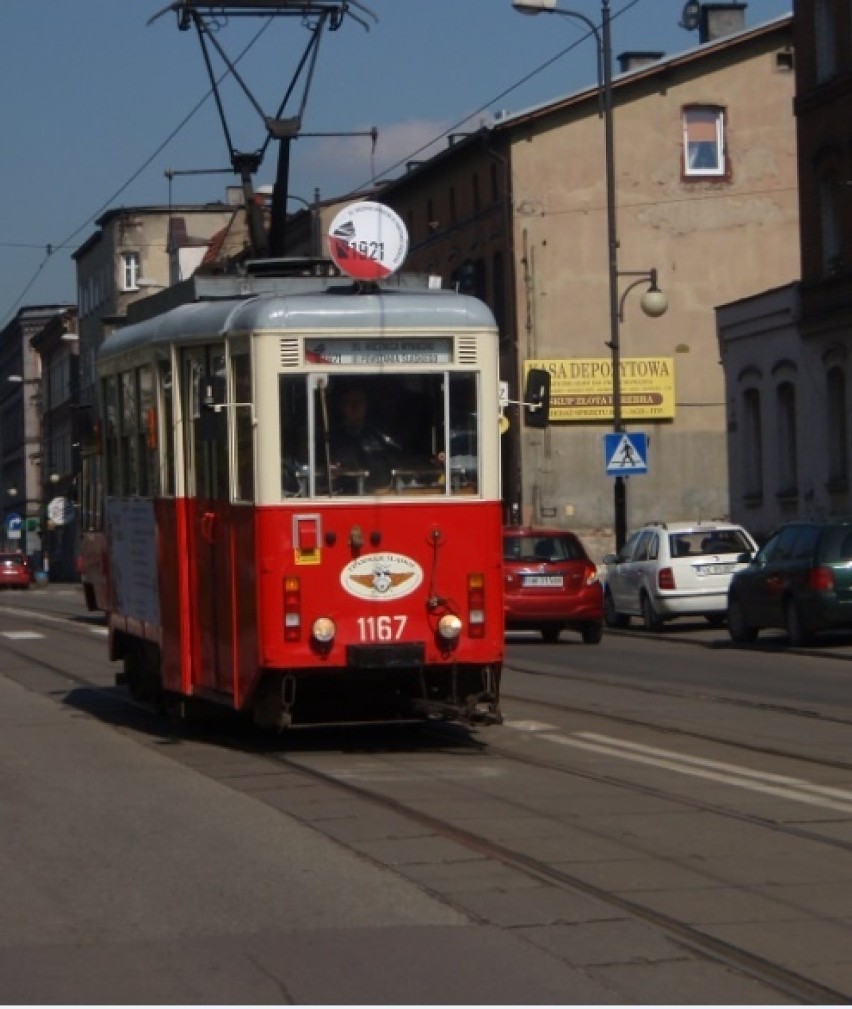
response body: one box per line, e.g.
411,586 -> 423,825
604,432 -> 648,475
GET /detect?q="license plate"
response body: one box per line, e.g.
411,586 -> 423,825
523,575 -> 564,587
696,563 -> 733,576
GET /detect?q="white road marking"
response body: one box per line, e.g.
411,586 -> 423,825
538,731 -> 852,815
503,719 -> 559,732
1,631 -> 45,640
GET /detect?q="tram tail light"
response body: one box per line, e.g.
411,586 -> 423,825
284,576 -> 301,641
468,573 -> 485,638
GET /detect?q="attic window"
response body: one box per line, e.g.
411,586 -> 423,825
682,106 -> 726,178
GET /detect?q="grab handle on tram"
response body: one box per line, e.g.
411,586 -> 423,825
200,511 -> 216,544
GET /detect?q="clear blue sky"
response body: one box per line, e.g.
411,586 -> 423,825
0,0 -> 790,327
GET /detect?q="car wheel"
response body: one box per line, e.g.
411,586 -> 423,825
785,599 -> 813,647
581,622 -> 603,645
727,595 -> 758,644
604,589 -> 629,629
641,592 -> 663,632
540,626 -> 562,644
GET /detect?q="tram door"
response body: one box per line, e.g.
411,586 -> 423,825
182,346 -> 235,696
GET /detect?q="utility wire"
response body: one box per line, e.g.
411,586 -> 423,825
346,0 -> 644,198
2,0 -> 644,325
0,17 -> 274,328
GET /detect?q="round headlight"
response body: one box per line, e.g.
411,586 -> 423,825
312,616 -> 336,644
437,614 -> 463,641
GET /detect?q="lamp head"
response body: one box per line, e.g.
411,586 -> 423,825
512,0 -> 557,12
640,284 -> 669,318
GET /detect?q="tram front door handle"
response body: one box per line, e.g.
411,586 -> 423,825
201,511 -> 216,544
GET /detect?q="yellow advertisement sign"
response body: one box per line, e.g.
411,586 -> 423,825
526,357 -> 675,422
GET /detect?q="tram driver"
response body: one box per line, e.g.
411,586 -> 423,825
329,384 -> 403,492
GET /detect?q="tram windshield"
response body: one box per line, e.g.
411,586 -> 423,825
279,372 -> 479,498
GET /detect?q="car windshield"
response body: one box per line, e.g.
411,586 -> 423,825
668,530 -> 752,558
504,535 -> 584,563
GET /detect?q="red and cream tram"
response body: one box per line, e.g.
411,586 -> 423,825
97,211 -> 506,728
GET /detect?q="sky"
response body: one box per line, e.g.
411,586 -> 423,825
0,0 -> 790,328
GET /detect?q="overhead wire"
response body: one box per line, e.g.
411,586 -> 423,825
2,0 -> 645,325
0,16 -> 275,328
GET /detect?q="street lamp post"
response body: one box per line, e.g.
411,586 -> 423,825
512,0 -> 667,551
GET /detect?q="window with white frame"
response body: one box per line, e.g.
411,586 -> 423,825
682,106 -> 726,177
121,251 -> 140,291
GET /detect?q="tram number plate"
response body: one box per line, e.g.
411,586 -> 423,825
696,563 -> 734,576
357,615 -> 408,641
523,575 -> 564,587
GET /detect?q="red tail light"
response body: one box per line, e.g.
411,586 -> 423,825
658,567 -> 676,590
584,562 -> 600,587
468,573 -> 485,639
809,566 -> 834,591
284,576 -> 301,641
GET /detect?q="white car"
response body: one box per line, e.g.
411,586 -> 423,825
602,521 -> 757,631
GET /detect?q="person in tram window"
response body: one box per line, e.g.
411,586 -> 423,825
329,384 -> 402,492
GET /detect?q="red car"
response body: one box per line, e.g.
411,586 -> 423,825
503,527 -> 604,643
0,552 -> 33,589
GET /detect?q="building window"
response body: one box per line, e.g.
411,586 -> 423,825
121,251 -> 140,291
777,381 -> 797,495
819,174 -> 842,275
827,366 -> 848,488
742,388 -> 763,500
815,0 -> 837,83
682,106 -> 726,177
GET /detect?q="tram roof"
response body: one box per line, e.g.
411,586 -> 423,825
100,287 -> 497,365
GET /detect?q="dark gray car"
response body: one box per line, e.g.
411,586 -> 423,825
727,519 -> 852,645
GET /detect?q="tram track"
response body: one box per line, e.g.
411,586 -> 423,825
4,599 -> 852,1002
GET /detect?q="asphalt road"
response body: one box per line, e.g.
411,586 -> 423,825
3,586 -> 852,1003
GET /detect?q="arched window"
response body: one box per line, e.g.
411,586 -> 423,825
777,381 -> 798,494
827,366 -> 849,488
742,388 -> 763,499
819,173 -> 843,274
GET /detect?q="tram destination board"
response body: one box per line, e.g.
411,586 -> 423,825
306,337 -> 453,366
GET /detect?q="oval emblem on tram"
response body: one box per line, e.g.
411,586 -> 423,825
341,552 -> 423,601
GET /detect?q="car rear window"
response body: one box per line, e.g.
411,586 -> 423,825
668,530 -> 752,558
504,535 -> 585,562
818,525 -> 852,563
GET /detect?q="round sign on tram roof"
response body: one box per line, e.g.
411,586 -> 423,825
327,201 -> 409,281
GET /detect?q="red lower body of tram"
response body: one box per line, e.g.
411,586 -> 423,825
109,497 -> 504,729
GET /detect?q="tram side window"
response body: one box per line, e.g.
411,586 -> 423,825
119,371 -> 138,496
102,375 -> 119,495
232,352 -> 255,503
159,362 -> 175,497
138,366 -> 156,497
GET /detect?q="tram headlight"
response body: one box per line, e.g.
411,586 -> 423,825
312,616 -> 336,644
437,614 -> 463,641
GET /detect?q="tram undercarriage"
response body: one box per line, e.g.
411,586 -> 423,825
251,664 -> 503,730
117,634 -> 501,730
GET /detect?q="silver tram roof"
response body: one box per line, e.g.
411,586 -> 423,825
100,283 -> 498,367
